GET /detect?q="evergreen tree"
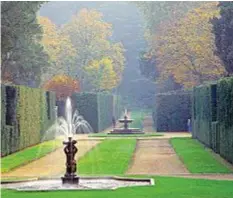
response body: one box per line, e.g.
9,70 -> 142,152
1,2 -> 49,87
212,2 -> 233,75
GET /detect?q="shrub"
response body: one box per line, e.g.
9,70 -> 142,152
192,77 -> 233,163
1,84 -> 56,156
72,92 -> 122,132
217,77 -> 233,163
72,92 -> 99,132
153,90 -> 191,132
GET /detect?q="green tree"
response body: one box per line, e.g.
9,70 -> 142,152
1,2 -> 49,87
212,2 -> 233,75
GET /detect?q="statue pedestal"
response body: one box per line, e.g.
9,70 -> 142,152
61,176 -> 80,184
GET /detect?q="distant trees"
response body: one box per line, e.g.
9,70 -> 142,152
1,2 -> 49,87
38,16 -> 76,83
2,4 -> 125,93
61,8 -> 125,91
139,52 -> 157,81
84,57 -> 118,91
43,74 -> 80,100
212,2 -> 233,75
137,2 -> 226,89
151,3 -> 225,88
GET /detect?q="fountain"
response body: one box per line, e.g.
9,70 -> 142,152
108,109 -> 144,134
1,99 -> 153,191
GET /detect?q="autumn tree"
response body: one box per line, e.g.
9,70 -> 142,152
38,16 -> 76,83
135,1 -> 203,34
43,74 -> 80,100
212,2 -> 233,75
61,8 -> 125,91
147,2 -> 225,88
84,57 -> 117,92
1,2 -> 49,87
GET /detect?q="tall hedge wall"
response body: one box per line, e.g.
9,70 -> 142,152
72,92 -> 122,133
217,78 -> 233,163
192,77 -> 233,163
72,93 -> 99,132
1,84 -> 56,157
98,94 -> 114,132
113,94 -> 123,119
153,90 -> 191,132
192,85 -> 212,146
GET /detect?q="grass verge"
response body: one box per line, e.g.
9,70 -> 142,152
78,139 -> 136,175
171,138 -> 232,173
2,176 -> 233,198
1,139 -> 61,173
88,133 -> 162,138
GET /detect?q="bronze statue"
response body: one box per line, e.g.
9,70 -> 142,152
62,137 -> 79,184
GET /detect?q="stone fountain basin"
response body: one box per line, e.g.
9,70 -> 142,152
118,119 -> 133,122
109,128 -> 144,134
1,176 -> 154,191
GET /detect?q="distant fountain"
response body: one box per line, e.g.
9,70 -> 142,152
109,108 -> 144,134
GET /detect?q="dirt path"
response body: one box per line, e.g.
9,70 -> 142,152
143,116 -> 155,133
127,139 -> 189,175
2,140 -> 100,178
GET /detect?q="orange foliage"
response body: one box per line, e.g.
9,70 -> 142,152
43,75 -> 80,100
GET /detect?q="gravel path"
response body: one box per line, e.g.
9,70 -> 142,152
143,116 -> 155,133
127,139 -> 189,175
2,140 -> 100,178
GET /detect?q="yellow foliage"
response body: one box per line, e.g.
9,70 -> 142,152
147,2 -> 225,88
38,16 -> 77,83
38,16 -> 61,63
84,57 -> 118,91
61,8 -> 125,88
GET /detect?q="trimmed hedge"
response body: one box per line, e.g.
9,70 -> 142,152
72,93 -> 99,132
1,84 -> 56,157
71,92 -> 122,133
192,85 -> 212,146
98,94 -> 114,132
153,90 -> 191,132
192,77 -> 233,163
217,78 -> 233,163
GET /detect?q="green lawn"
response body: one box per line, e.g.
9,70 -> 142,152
88,133 -> 162,138
1,139 -> 62,173
129,111 -> 146,129
2,176 -> 233,198
78,139 -> 136,175
171,138 -> 232,173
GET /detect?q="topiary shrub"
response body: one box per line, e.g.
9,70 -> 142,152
153,90 -> 191,132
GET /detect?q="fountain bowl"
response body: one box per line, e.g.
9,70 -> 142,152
1,176 -> 154,191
